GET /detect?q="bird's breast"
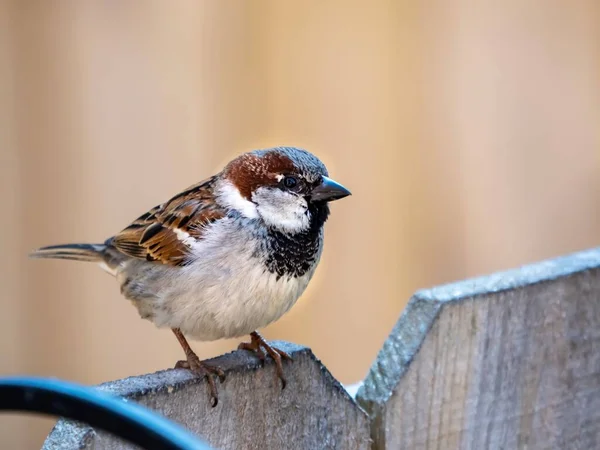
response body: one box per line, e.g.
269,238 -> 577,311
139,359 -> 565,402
144,220 -> 322,341
164,256 -> 316,341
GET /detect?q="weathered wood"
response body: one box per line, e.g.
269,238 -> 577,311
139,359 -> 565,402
357,247 -> 600,449
43,342 -> 370,450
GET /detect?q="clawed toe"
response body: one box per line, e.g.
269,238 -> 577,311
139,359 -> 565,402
174,359 -> 190,369
238,331 -> 293,390
238,341 -> 266,360
181,356 -> 225,407
211,365 -> 226,383
171,329 -> 225,407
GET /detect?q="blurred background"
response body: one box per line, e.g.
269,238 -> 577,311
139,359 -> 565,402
1,1 -> 599,448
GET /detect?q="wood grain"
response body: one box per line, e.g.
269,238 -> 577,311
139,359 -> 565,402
43,342 -> 370,450
357,247 -> 600,449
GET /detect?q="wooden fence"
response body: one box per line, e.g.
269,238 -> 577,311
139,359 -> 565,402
43,247 -> 600,449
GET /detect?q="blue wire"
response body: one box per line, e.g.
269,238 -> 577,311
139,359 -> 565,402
0,376 -> 213,450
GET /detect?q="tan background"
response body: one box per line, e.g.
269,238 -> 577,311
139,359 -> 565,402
1,1 -> 599,448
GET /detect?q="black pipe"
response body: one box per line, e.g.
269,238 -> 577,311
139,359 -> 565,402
0,377 -> 213,450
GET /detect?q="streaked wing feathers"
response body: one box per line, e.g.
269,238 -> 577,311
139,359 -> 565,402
110,176 -> 224,266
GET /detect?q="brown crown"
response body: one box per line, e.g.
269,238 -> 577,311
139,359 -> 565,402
224,151 -> 296,200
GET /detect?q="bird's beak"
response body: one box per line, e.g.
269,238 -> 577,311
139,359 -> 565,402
310,176 -> 351,202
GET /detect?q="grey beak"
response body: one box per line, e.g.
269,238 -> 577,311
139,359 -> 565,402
310,176 -> 351,202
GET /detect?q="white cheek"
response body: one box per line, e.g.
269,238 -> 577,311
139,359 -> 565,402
263,210 -> 310,233
253,189 -> 311,233
216,180 -> 259,219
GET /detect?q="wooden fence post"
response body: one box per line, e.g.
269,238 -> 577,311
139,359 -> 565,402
43,343 -> 370,449
356,247 -> 600,449
43,248 -> 600,449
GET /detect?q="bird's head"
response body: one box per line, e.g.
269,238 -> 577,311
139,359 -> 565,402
217,147 -> 351,234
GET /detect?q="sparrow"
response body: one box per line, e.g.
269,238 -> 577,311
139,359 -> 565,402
30,146 -> 351,406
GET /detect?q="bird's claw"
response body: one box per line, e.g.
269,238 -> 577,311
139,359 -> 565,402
175,355 -> 225,407
238,332 -> 292,389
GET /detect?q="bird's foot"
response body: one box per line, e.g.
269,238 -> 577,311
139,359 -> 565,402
238,331 -> 292,389
175,353 -> 225,407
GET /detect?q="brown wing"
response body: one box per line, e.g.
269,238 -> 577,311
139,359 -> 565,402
110,176 -> 225,266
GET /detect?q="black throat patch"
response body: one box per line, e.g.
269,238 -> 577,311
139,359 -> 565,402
263,202 -> 329,279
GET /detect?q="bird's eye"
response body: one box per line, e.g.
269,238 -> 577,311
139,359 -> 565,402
282,176 -> 298,189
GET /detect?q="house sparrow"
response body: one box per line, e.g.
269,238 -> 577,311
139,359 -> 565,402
31,146 -> 351,406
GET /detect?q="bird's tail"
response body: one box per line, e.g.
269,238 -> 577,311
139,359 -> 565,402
29,243 -> 107,262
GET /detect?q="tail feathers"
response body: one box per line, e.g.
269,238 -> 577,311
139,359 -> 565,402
29,243 -> 107,262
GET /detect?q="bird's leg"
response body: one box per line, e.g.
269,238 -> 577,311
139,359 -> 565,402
238,331 -> 292,389
172,328 -> 225,407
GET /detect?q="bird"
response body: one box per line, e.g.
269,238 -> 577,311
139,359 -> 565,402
30,146 -> 351,406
